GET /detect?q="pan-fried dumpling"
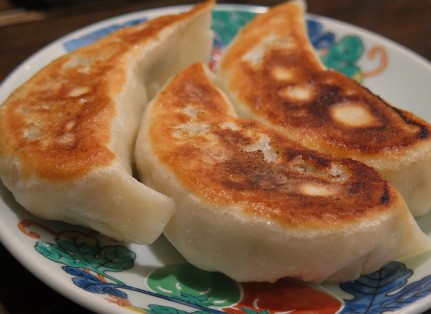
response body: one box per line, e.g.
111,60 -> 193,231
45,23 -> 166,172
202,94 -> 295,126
216,0 -> 431,216
0,0 -> 214,244
135,63 -> 431,283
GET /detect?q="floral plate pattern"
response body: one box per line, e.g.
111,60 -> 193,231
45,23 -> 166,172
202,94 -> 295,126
1,4 -> 431,314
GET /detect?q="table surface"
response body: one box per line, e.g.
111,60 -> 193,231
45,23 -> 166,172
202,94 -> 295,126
0,0 -> 430,313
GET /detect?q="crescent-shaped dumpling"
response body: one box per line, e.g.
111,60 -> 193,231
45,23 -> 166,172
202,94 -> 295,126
0,0 -> 214,244
217,0 -> 431,216
135,63 -> 431,283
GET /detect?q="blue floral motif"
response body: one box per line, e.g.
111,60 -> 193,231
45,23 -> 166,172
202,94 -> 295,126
307,18 -> 335,50
340,261 -> 431,313
62,266 -> 224,314
63,266 -> 128,298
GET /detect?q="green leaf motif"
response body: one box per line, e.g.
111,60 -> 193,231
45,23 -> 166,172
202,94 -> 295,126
211,10 -> 257,45
321,35 -> 364,80
147,263 -> 241,309
35,231 -> 135,285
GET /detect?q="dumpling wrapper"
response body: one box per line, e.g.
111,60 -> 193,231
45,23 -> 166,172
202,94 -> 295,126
135,63 -> 431,283
217,0 -> 431,216
0,0 -> 214,244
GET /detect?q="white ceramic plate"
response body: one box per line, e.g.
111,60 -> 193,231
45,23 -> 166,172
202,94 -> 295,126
1,4 -> 431,314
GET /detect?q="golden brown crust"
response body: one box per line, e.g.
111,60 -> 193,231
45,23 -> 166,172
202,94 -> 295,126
0,0 -> 214,181
218,1 -> 431,157
147,63 -> 396,228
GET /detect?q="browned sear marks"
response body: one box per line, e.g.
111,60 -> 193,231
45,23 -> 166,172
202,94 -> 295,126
0,1 -> 214,181
147,64 -> 395,229
218,1 -> 431,155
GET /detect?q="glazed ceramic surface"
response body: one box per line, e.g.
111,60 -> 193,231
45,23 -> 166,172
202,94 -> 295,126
1,4 -> 431,314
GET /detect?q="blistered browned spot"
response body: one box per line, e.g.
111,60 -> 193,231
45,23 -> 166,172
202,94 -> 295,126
218,1 -> 431,156
148,64 -> 394,229
0,0 -> 214,181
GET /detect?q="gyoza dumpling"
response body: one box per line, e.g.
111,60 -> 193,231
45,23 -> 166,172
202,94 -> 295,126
135,63 -> 431,283
0,1 -> 214,244
216,0 -> 431,216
